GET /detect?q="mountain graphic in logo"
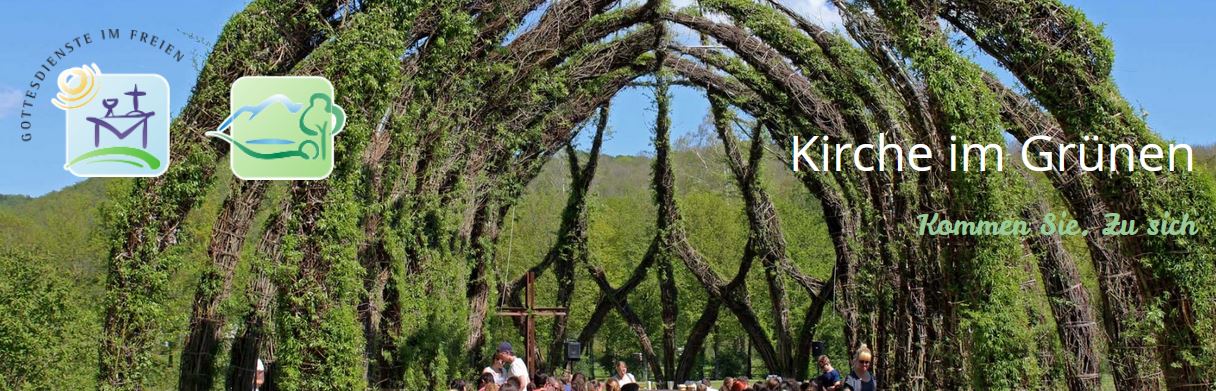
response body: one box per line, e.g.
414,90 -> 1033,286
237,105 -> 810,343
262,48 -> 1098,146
206,76 -> 345,180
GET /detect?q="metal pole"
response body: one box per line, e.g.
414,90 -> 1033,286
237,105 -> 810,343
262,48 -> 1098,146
712,326 -> 720,380
636,352 -> 646,387
526,272 -> 536,375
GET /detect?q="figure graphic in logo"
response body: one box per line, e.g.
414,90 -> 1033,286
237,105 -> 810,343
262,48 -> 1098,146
206,76 -> 345,180
87,85 -> 155,148
56,64 -> 170,177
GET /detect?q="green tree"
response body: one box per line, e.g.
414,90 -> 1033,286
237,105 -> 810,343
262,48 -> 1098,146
0,249 -> 98,390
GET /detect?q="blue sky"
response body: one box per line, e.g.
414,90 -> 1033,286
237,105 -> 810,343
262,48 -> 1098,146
0,0 -> 248,196
1,1 -> 1212,196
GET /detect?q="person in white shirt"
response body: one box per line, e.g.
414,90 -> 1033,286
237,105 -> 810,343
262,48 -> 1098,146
254,359 -> 265,391
482,356 -> 507,385
496,342 -> 530,388
613,361 -> 636,386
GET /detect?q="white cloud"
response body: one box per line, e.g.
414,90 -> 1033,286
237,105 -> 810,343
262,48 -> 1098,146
0,87 -> 22,119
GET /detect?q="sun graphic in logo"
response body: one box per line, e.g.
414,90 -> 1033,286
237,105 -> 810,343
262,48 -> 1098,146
52,63 -> 102,110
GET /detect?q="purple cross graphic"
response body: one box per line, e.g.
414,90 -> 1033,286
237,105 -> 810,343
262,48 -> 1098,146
85,85 -> 157,148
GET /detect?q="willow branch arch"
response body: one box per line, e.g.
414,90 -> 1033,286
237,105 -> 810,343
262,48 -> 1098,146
95,1 -> 1216,390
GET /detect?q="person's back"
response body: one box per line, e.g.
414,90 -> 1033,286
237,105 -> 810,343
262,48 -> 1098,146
479,372 -> 499,391
571,373 -> 588,391
484,359 -> 507,385
535,373 -> 549,388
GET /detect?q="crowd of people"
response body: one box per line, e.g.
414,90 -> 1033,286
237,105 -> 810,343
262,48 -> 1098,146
452,342 -> 878,391
705,344 -> 876,391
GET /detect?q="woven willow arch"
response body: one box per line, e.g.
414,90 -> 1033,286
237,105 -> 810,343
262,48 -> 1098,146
99,0 -> 1216,390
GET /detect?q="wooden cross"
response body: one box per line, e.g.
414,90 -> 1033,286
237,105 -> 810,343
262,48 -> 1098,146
496,271 -> 568,374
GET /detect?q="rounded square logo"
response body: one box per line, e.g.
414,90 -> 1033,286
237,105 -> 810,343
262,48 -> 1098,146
206,76 -> 345,180
58,65 -> 170,177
